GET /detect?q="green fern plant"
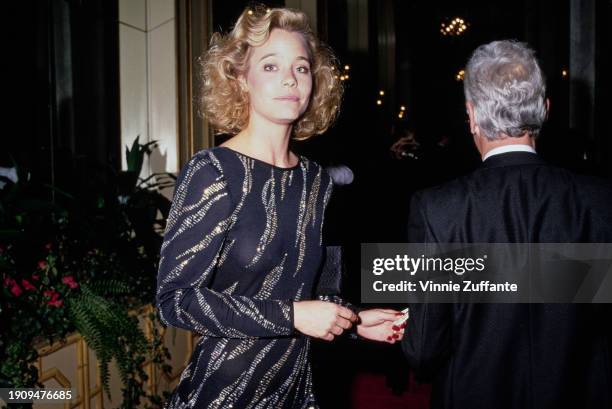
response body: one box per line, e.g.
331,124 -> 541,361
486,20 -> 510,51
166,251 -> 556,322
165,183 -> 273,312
67,281 -> 148,401
1,136 -> 175,409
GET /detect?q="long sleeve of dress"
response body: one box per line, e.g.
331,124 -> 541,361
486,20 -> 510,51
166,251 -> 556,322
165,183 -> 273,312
316,245 -> 361,341
315,246 -> 357,311
156,153 -> 294,338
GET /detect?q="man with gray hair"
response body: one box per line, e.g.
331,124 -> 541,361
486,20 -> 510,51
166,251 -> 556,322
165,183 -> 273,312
402,40 -> 612,409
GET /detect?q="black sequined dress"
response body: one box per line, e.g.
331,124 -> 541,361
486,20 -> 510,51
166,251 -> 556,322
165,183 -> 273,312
157,147 -> 342,409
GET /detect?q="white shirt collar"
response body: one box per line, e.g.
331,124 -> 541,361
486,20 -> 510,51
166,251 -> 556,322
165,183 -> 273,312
483,144 -> 537,161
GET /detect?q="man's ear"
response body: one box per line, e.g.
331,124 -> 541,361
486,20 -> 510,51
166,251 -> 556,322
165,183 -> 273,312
466,101 -> 479,135
545,98 -> 550,120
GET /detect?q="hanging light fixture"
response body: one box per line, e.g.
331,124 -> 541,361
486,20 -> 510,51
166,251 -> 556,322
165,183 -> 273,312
440,17 -> 469,37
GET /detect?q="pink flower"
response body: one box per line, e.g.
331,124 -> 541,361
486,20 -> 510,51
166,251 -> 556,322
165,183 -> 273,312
31,274 -> 40,281
61,276 -> 79,289
37,260 -> 48,270
10,282 -> 23,297
43,289 -> 63,307
4,277 -> 22,296
44,243 -> 53,251
48,298 -> 63,307
3,277 -> 15,287
21,279 -> 36,291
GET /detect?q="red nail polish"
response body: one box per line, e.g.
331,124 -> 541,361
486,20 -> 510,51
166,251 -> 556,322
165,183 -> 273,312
401,323 -> 407,329
392,325 -> 400,331
393,333 -> 399,339
387,336 -> 392,341
395,313 -> 403,316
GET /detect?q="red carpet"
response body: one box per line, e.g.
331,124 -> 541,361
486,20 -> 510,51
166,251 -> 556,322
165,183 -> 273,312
350,372 -> 431,409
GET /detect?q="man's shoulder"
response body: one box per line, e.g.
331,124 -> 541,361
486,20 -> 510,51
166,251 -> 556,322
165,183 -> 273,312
413,171 -> 476,203
415,160 -> 612,207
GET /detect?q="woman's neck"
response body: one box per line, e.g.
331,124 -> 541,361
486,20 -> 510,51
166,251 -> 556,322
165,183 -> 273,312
222,117 -> 298,168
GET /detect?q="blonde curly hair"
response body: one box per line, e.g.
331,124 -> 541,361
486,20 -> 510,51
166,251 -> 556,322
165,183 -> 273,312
199,5 -> 343,140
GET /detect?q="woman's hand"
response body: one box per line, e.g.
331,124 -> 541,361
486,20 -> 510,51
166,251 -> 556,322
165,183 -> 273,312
357,309 -> 406,344
293,301 -> 358,341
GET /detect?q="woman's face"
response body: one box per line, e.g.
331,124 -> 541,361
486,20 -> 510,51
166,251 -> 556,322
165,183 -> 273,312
243,29 -> 313,127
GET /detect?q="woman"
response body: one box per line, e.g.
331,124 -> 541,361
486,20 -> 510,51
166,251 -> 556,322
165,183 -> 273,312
156,6 -> 404,408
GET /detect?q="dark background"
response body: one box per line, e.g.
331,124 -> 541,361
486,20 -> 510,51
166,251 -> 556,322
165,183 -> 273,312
9,0 -> 612,407
12,0 -> 612,240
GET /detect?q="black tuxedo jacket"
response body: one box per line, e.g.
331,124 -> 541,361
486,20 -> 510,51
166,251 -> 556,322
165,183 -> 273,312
402,152 -> 612,409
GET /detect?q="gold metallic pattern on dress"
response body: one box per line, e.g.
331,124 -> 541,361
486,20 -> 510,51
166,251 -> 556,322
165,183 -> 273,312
320,178 -> 334,245
247,169 -> 278,267
226,339 -> 257,361
231,156 -> 252,227
158,149 -> 336,409
281,301 -> 292,323
207,149 -> 225,175
161,184 -> 227,253
176,216 -> 232,259
255,253 -> 287,300
163,157 -> 208,233
294,281 -> 305,301
186,294 -> 248,337
280,170 -> 288,201
222,280 -> 238,295
182,180 -> 226,212
307,167 -> 322,229
223,296 -> 291,334
245,338 -> 297,409
190,249 -> 221,287
257,338 -> 309,408
218,238 -> 236,267
208,341 -> 276,409
293,160 -> 309,276
179,362 -> 192,383
295,165 -> 321,275
189,339 -> 227,404
294,160 -> 309,246
203,290 -> 247,320
201,338 -> 230,383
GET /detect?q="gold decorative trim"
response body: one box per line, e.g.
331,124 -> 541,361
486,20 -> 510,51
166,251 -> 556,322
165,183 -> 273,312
34,305 -> 195,408
177,0 -> 214,168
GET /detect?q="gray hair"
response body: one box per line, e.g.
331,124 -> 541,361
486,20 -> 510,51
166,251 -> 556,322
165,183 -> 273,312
464,40 -> 547,140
